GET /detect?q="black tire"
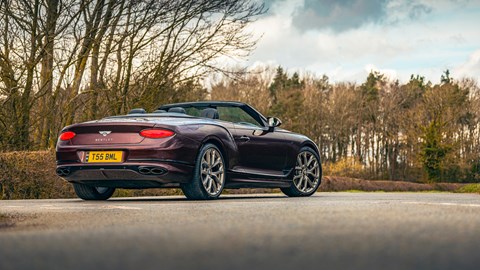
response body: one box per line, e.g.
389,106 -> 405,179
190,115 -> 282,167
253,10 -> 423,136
181,143 -> 226,200
281,147 -> 322,197
73,183 -> 115,200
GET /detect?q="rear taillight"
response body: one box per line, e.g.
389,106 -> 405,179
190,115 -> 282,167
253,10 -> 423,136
140,129 -> 175,139
59,131 -> 76,141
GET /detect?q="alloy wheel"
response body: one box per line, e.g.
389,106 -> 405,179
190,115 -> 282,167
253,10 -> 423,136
200,148 -> 225,196
293,151 -> 320,193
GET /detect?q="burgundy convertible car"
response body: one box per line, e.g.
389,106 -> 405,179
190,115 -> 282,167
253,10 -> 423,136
56,101 -> 322,200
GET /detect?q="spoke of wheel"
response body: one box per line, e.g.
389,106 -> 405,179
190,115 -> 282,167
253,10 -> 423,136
307,160 -> 317,171
307,164 -> 318,175
210,176 -> 217,192
211,150 -> 216,166
211,174 -> 222,185
205,150 -> 211,165
297,155 -> 302,166
212,158 -> 221,168
298,176 -> 303,190
307,155 -> 314,166
303,176 -> 309,190
306,175 -> 315,187
211,169 -> 223,176
213,165 -> 224,186
207,176 -> 212,189
298,176 -> 305,189
206,176 -> 213,192
202,174 -> 208,185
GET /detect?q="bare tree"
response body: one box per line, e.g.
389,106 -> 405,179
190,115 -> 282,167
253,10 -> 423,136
0,0 -> 265,149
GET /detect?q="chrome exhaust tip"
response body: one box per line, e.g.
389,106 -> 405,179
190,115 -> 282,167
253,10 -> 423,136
150,168 -> 165,175
56,168 -> 71,177
138,166 -> 152,175
138,166 -> 165,175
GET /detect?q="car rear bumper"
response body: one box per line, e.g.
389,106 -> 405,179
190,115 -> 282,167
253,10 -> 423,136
56,161 -> 194,188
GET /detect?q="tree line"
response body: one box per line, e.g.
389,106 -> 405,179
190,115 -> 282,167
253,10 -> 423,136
211,67 -> 480,183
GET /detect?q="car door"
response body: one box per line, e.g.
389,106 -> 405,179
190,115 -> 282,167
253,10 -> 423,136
232,123 -> 289,176
215,105 -> 290,176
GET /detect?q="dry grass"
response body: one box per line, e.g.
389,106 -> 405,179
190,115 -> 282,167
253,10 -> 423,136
0,151 -> 185,199
455,183 -> 480,194
0,151 -> 75,199
319,176 -> 466,192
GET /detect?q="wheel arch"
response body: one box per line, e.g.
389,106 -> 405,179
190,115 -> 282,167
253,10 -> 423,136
200,136 -> 230,170
300,141 -> 323,178
301,141 -> 321,158
301,140 -> 323,172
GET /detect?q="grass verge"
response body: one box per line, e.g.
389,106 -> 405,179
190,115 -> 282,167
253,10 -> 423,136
319,176 -> 467,192
455,184 -> 480,194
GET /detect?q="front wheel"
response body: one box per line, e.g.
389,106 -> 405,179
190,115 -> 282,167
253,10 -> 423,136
181,143 -> 226,200
73,183 -> 115,200
281,147 -> 322,197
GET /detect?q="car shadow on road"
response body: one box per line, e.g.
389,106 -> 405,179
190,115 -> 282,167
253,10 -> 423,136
104,194 -> 289,202
63,193 -> 325,203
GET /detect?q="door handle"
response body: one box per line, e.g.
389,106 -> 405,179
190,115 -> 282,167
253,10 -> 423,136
239,135 -> 250,142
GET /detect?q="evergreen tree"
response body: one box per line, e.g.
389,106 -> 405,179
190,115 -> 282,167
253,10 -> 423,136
269,66 -> 288,100
421,121 -> 449,182
268,68 -> 304,132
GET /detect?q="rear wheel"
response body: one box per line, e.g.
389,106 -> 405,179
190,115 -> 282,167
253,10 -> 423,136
281,147 -> 321,197
181,143 -> 226,200
73,183 -> 115,200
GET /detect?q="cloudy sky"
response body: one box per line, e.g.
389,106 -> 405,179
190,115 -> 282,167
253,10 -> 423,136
239,0 -> 480,83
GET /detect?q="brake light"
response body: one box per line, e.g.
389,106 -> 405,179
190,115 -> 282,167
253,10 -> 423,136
140,129 -> 175,139
59,131 -> 76,141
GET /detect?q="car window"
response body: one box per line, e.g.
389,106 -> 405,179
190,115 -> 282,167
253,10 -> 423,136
216,106 -> 262,127
183,107 -> 203,117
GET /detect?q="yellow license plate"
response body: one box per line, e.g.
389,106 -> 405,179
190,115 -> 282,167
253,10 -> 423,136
86,151 -> 123,163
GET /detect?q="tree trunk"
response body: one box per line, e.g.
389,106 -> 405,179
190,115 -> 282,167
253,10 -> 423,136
39,0 -> 59,148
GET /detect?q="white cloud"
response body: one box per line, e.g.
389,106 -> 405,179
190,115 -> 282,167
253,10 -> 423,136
454,49 -> 480,79
238,0 -> 480,83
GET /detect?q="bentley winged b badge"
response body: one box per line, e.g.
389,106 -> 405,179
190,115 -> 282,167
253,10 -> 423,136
99,131 -> 112,137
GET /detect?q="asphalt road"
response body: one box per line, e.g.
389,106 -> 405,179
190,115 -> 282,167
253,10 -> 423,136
1,192 -> 480,270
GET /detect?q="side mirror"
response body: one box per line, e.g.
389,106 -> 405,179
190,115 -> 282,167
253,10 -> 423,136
267,117 -> 282,131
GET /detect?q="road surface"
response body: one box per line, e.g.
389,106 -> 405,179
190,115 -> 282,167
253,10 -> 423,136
1,192 -> 480,270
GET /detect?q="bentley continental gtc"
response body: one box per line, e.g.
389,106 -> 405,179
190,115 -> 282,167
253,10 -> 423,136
56,101 -> 322,200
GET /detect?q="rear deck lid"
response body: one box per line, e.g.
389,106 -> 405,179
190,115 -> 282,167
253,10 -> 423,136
68,119 -> 156,145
